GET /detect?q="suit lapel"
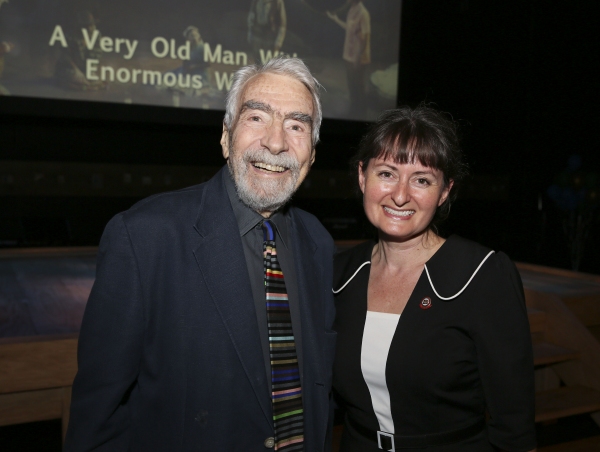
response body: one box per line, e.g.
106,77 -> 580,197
192,168 -> 272,425
289,211 -> 333,449
288,211 -> 325,384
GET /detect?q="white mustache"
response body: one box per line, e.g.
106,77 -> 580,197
241,148 -> 301,171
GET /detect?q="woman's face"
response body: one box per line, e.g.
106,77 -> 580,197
359,156 -> 452,242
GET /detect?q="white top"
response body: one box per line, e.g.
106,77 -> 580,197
361,311 -> 400,434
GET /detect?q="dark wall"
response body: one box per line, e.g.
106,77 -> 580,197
1,0 -> 599,273
397,0 -> 600,273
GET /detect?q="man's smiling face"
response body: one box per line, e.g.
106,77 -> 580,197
221,72 -> 315,217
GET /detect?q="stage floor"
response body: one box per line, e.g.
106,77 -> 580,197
0,248 -> 96,339
2,247 -> 600,340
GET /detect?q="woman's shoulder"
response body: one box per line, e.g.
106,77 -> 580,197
333,240 -> 375,294
426,235 -> 516,300
438,234 -> 492,257
440,235 -> 517,273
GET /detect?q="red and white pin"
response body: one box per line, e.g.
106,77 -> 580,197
420,297 -> 432,310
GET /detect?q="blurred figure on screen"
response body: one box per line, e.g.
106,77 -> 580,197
0,0 -> 12,95
54,10 -> 106,91
181,26 -> 207,77
163,26 -> 210,106
179,25 -> 210,89
247,0 -> 287,63
327,0 -> 371,118
0,39 -> 13,95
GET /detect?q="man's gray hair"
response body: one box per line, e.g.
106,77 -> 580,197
223,57 -> 323,146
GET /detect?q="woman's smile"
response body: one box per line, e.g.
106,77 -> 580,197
382,206 -> 415,218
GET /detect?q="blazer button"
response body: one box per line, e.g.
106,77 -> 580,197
264,437 -> 275,448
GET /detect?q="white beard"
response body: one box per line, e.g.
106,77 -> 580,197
228,144 -> 304,214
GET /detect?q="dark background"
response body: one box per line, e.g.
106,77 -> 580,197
1,0 -> 599,273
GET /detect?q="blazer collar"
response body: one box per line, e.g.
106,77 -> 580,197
288,209 -> 323,379
193,166 -> 230,238
332,236 -> 494,300
424,235 -> 495,300
192,166 -> 272,425
333,240 -> 374,294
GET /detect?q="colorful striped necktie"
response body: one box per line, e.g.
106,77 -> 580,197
262,220 -> 304,452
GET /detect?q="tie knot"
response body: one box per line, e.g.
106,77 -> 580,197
262,220 -> 275,242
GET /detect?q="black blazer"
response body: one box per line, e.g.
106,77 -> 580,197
332,236 -> 536,452
65,167 -> 336,451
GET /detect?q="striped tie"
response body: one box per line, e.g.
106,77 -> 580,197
262,220 -> 304,452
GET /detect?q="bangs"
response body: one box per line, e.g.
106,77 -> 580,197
373,120 -> 446,171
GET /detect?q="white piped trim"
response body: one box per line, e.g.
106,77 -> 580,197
424,250 -> 495,300
332,261 -> 371,294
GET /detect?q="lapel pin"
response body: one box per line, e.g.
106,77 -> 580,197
420,297 -> 432,310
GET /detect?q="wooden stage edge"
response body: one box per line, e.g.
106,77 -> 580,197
516,261 -> 600,284
0,332 -> 78,345
0,243 -> 598,282
0,246 -> 98,259
0,335 -> 77,440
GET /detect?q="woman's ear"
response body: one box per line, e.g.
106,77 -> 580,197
439,179 -> 454,206
358,162 -> 366,194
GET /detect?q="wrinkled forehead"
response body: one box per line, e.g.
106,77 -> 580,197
239,73 -> 314,118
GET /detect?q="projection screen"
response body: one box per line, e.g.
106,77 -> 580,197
0,0 -> 401,121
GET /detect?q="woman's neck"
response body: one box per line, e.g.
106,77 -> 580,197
372,230 -> 445,272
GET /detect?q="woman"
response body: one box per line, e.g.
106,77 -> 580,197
332,106 -> 536,451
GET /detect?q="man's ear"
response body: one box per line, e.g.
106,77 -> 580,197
310,148 -> 316,165
220,124 -> 230,159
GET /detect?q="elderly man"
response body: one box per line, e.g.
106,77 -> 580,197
65,57 -> 335,452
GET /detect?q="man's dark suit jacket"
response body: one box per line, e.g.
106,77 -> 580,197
64,167 -> 336,451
